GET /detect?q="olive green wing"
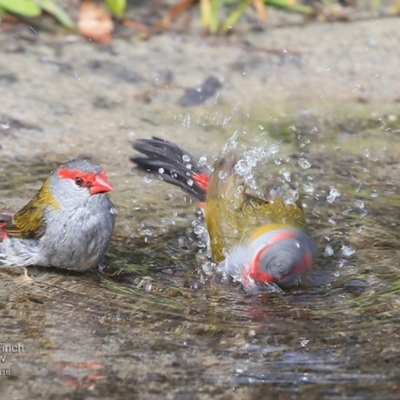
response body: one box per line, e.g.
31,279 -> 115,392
1,198 -> 46,239
238,174 -> 307,229
204,154 -> 307,261
241,196 -> 307,229
205,153 -> 250,261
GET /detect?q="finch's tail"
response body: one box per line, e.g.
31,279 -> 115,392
131,137 -> 211,202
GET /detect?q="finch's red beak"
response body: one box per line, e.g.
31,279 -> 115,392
90,171 -> 112,195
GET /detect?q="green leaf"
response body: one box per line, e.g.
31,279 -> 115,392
210,0 -> 219,33
32,0 -> 75,29
0,0 -> 41,17
220,0 -> 250,33
264,0 -> 313,14
105,0 -> 126,17
221,0 -> 240,4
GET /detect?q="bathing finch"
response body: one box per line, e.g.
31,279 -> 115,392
131,137 -> 316,289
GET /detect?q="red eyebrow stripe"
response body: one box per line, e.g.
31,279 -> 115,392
57,167 -> 98,185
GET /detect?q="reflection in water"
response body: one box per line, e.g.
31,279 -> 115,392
1,116 -> 400,398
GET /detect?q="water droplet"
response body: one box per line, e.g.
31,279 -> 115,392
218,170 -> 227,180
300,338 -> 309,347
199,156 -> 207,166
353,199 -> 364,209
187,179 -> 193,187
282,170 -> 291,182
301,374 -> 310,382
324,244 -> 334,256
201,260 -> 215,276
370,190 -> 378,198
234,159 -> 249,175
326,188 -> 341,203
110,207 -> 117,215
158,167 -> 164,174
337,260 -> 345,268
182,154 -> 190,162
303,182 -> 316,195
143,176 -> 152,183
284,190 -> 300,204
342,206 -> 352,216
182,113 -> 191,127
341,245 -> 355,257
298,158 -> 311,169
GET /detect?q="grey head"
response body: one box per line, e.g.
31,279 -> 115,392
48,158 -> 113,208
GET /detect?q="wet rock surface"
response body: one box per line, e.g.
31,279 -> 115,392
1,14 -> 400,400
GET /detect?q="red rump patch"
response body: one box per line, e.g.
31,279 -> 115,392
192,172 -> 210,191
58,167 -> 98,188
0,222 -> 8,240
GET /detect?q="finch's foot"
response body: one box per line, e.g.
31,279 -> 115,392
21,266 -> 34,284
97,262 -> 122,278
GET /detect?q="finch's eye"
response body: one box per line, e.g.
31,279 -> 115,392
75,177 -> 84,186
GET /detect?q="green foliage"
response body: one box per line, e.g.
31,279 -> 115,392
0,0 -> 75,28
264,0 -> 313,13
202,0 -> 313,34
105,0 -> 126,17
0,0 -> 396,36
0,0 -> 41,17
33,0 -> 75,29
0,0 -> 127,28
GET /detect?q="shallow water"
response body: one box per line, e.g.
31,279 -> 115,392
1,112 -> 400,399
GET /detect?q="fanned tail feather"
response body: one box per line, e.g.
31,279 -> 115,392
131,137 -> 211,202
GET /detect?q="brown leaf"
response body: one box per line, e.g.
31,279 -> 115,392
253,0 -> 267,21
154,0 -> 196,30
78,1 -> 114,44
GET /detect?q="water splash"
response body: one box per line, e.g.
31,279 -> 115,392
232,140 -> 280,191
